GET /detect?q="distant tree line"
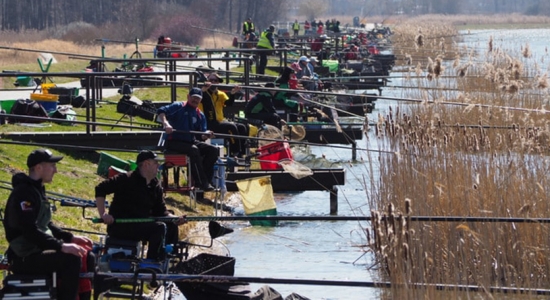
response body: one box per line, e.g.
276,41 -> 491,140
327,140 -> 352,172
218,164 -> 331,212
0,0 -> 289,42
334,0 -> 550,16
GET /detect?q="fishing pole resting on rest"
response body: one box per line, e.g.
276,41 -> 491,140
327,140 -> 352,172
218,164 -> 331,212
0,113 -> 388,154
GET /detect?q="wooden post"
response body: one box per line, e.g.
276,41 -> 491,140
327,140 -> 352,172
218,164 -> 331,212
330,186 -> 338,215
352,140 -> 357,161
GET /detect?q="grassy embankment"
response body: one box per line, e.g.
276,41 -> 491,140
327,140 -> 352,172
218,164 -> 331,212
367,15 -> 550,299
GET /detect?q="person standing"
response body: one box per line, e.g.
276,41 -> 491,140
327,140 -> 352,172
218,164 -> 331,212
95,150 -> 186,261
199,72 -> 248,157
256,25 -> 276,75
316,23 -> 324,35
242,18 -> 255,38
292,20 -> 300,37
157,88 -> 219,191
3,149 -> 92,300
304,20 -> 311,35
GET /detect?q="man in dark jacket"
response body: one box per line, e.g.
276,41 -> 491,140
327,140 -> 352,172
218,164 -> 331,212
244,83 -> 285,128
95,150 -> 186,261
3,149 -> 92,300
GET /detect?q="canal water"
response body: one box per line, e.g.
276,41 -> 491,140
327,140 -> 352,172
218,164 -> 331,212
208,28 -> 550,300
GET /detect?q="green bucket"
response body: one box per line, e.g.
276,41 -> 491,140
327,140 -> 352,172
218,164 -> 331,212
16,76 -> 33,87
0,100 -> 16,113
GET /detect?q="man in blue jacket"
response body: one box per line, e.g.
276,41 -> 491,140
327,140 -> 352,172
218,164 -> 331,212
157,87 -> 219,191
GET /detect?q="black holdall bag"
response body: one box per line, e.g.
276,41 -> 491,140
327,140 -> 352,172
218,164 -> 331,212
9,99 -> 48,123
50,105 -> 77,125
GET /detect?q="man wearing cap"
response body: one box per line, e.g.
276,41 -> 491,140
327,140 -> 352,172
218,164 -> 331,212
256,25 -> 276,75
200,72 -> 248,157
157,87 -> 219,191
296,56 -> 316,90
95,150 -> 186,261
3,149 -> 93,300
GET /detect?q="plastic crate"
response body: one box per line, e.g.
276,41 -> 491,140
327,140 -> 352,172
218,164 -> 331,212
178,253 -> 235,275
257,141 -> 293,170
176,254 -> 237,300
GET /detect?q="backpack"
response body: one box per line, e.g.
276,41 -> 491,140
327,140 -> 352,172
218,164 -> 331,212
9,99 -> 48,123
50,105 -> 77,125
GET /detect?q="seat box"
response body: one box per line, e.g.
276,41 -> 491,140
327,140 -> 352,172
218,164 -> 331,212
257,141 -> 293,170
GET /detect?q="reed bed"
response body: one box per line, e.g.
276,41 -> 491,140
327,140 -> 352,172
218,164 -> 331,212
368,17 -> 550,299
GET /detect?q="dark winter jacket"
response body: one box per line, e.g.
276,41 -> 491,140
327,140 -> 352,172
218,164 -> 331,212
95,169 -> 168,219
3,173 -> 73,258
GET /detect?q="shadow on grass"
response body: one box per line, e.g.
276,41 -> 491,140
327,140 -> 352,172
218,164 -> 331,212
165,195 -> 196,213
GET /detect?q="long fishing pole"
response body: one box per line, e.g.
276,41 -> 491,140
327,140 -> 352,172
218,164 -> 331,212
84,271 -> 550,295
0,45 -> 103,60
0,139 -> 147,154
0,125 -> 373,155
0,181 -> 100,207
189,25 -> 238,36
0,109 -> 541,152
87,272 -> 379,288
3,180 -> 548,225
0,126 -> 376,157
90,215 -> 550,224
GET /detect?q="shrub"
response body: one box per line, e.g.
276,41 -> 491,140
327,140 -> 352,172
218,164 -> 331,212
149,14 -> 206,46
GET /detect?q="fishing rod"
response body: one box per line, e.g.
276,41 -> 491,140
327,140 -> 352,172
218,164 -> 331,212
0,119 -> 540,158
190,25 -> 238,36
349,92 -> 550,115
0,45 -> 102,60
0,112 -> 162,131
0,139 -> 147,154
84,271 -> 550,295
0,181 -> 101,208
87,271 -> 379,288
0,116 -> 378,154
90,215 -> 550,224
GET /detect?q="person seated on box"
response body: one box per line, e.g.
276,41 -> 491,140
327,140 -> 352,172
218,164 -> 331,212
3,149 -> 94,300
95,150 -> 187,261
157,87 -> 219,191
244,83 -> 286,129
199,72 -> 249,157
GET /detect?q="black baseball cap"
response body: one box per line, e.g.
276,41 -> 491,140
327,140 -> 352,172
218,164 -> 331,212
136,150 -> 164,164
27,149 -> 63,168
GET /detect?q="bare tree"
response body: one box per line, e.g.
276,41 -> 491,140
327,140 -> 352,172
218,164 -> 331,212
299,0 -> 329,20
